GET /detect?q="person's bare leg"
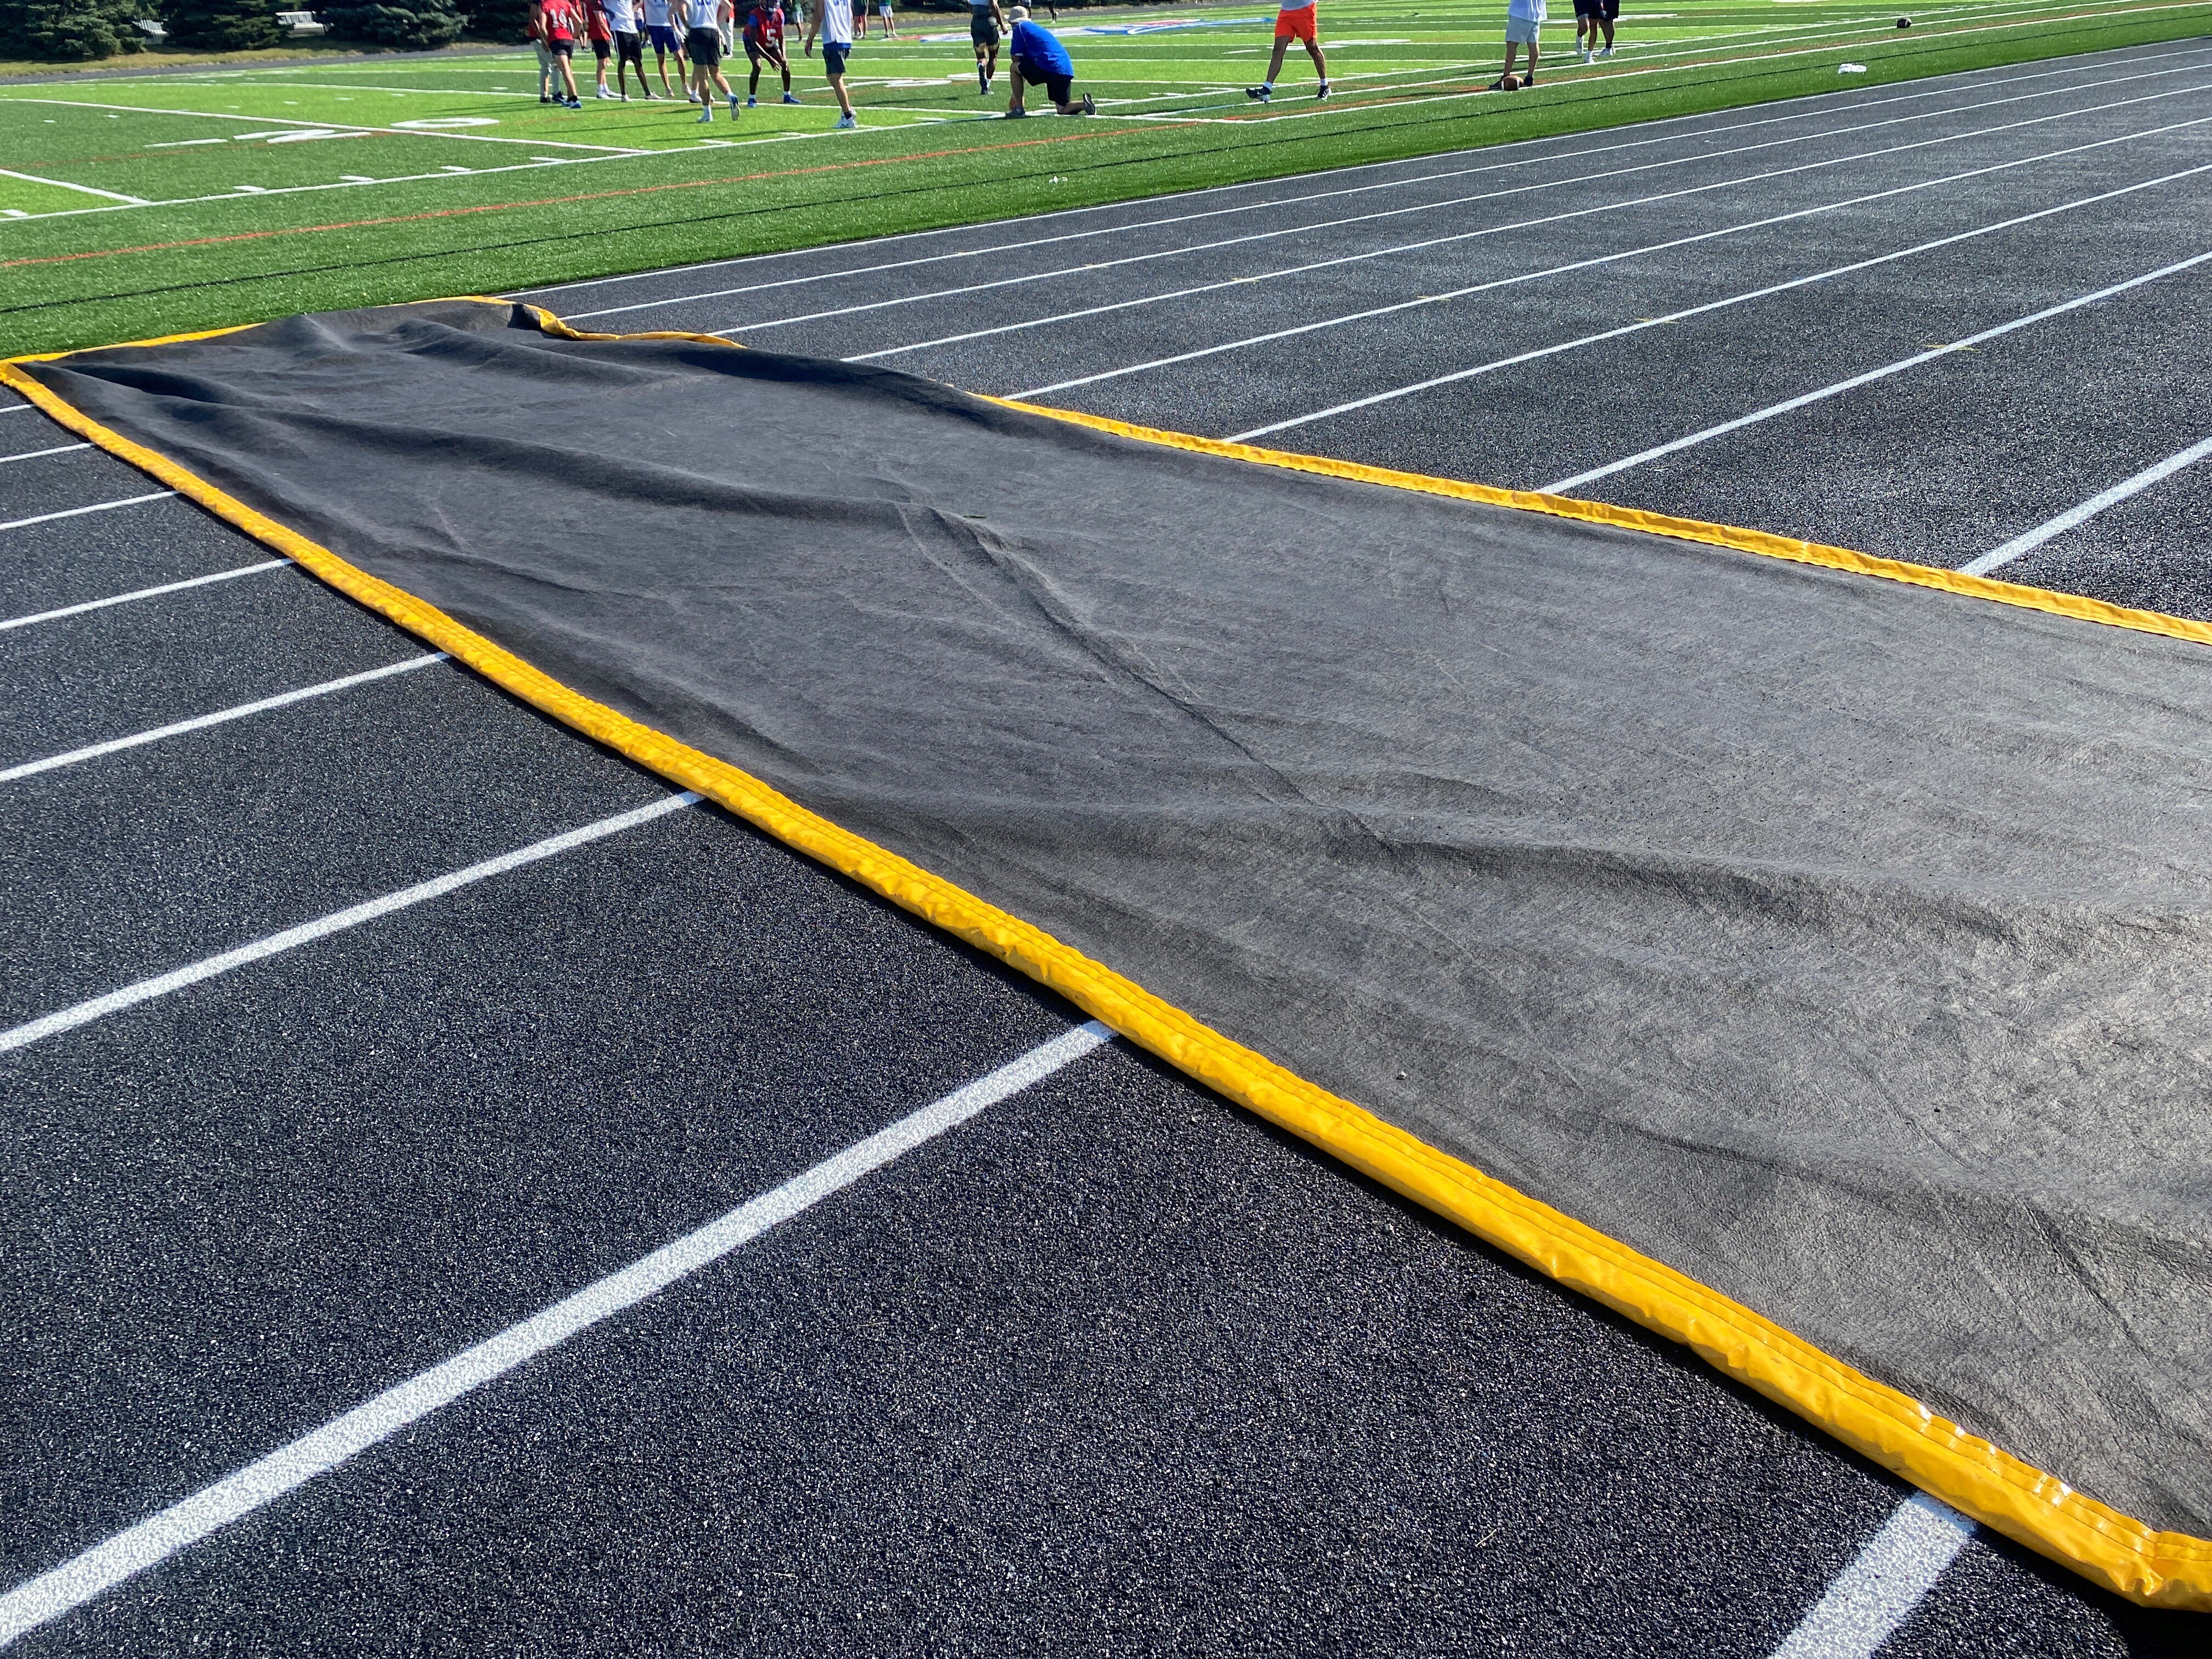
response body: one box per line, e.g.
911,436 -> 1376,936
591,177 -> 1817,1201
830,70 -> 853,115
1266,39 -> 1289,82
558,55 -> 580,100
1305,38 -> 1327,82
1498,42 -> 1521,81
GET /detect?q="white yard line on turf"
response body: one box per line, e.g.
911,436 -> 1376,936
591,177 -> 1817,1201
0,166 -> 148,204
514,37 -> 2212,302
1961,432 -> 2212,573
1768,1494 -> 1976,1658
0,791 -> 702,1058
0,442 -> 91,463
1543,247 -> 2212,493
0,654 -> 447,784
753,75 -> 2212,346
0,97 -> 646,154
0,1019 -> 1113,1647
0,492 -> 173,532
0,560 -> 293,633
1001,120 -> 2212,400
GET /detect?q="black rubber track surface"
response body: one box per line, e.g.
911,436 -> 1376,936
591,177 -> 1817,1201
5,33 -> 2211,1657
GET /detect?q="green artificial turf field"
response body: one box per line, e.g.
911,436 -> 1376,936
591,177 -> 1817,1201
3,0 -> 2207,354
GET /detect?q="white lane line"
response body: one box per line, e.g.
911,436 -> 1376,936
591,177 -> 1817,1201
0,167 -> 148,205
729,71 -> 2212,342
516,38 -> 2212,303
0,97 -> 647,155
1961,433 -> 2212,574
0,560 -> 292,633
1543,248 -> 2212,494
0,492 -> 174,532
1769,1493 -> 1976,1658
0,405 -> 36,414
1223,150 -> 2212,442
0,1019 -> 1112,1649
0,442 -> 92,464
880,88 -> 2212,368
0,654 -> 447,784
0,791 -> 701,1057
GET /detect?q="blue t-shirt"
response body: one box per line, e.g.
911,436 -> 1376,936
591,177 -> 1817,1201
1008,18 -> 1070,75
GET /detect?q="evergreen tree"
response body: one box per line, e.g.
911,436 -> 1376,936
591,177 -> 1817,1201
319,0 -> 464,49
160,0 -> 285,50
0,0 -> 146,60
459,0 -> 532,40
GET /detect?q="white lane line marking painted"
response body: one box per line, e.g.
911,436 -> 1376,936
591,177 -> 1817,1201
0,791 -> 701,1057
0,443 -> 92,464
565,53 -> 2212,326
1223,149 -> 2212,442
1962,433 -> 2212,575
0,1019 -> 1112,1648
0,560 -> 292,633
1543,249 -> 2212,494
0,492 -> 174,532
0,97 -> 647,155
744,74 -> 2212,344
1,405 -> 40,414
0,654 -> 447,783
515,40 -> 2212,303
0,167 -> 148,204
1769,1493 -> 1976,1658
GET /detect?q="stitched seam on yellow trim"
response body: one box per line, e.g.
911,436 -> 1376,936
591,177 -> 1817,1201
12,321 -> 2210,1607
994,399 -> 2212,652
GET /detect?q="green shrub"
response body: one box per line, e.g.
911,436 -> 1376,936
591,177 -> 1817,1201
160,0 -> 285,49
0,0 -> 149,60
460,0 -> 532,40
319,0 -> 464,48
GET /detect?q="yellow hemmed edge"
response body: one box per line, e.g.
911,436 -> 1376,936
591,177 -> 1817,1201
10,324 -> 2212,1612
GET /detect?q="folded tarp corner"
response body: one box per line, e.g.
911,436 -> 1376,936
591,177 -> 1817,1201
12,297 -> 2211,1609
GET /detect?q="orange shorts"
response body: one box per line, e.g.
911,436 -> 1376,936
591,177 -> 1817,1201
1274,4 -> 1317,43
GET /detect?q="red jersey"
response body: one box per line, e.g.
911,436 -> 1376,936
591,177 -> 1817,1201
584,0 -> 614,41
744,3 -> 785,47
541,0 -> 583,40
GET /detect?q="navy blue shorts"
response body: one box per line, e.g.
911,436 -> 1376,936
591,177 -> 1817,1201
823,39 -> 851,74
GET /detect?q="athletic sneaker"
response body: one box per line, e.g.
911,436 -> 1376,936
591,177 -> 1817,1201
567,98 -> 583,109
696,108 -> 713,122
1315,82 -> 1330,98
781,91 -> 800,103
539,94 -> 553,103
595,86 -> 617,98
1598,45 -> 1613,57
1245,84 -> 1271,100
1081,92 -> 1096,114
834,112 -> 857,128
729,92 -> 742,113
746,94 -> 758,106
1579,47 -> 1592,63
1004,107 -> 1027,118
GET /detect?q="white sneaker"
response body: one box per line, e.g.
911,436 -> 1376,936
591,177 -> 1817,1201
1598,45 -> 1613,57
834,112 -> 856,128
1580,48 -> 1592,63
695,108 -> 712,122
595,86 -> 616,99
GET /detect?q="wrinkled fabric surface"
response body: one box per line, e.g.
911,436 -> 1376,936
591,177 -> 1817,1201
31,300 -> 2212,1536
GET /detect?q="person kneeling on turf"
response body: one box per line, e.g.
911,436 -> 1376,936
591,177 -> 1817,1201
1005,5 -> 1093,117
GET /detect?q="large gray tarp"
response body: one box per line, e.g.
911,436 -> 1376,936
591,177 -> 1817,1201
30,300 -> 2212,1538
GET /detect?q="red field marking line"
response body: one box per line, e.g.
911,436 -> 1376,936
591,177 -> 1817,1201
0,122 -> 1190,271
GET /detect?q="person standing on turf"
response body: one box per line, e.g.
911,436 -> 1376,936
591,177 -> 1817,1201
528,0 -> 555,100
1492,0 -> 1543,87
642,0 -> 688,97
585,0 -> 618,97
1575,0 -> 1615,61
743,0 -> 798,104
1245,0 -> 1328,101
968,0 -> 1003,93
541,0 -> 586,106
876,0 -> 896,38
681,0 -> 741,119
606,0 -> 655,96
1004,5 -> 1092,116
804,0 -> 860,128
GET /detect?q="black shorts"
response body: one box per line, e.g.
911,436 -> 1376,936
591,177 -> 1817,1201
686,25 -> 721,65
745,38 -> 785,65
1018,62 -> 1070,103
615,29 -> 644,61
970,15 -> 998,44
822,39 -> 850,74
591,36 -> 612,57
1575,0 -> 1619,15
549,37 -> 575,55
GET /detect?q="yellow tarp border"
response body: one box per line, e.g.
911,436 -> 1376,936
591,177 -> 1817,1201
10,298 -> 2210,1610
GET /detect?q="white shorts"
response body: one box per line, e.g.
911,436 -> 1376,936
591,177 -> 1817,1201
1504,16 -> 1542,42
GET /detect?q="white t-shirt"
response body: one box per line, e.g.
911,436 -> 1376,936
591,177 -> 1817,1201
605,0 -> 637,30
817,0 -> 852,41
680,0 -> 721,28
1279,0 -> 1315,12
1507,0 -> 1546,19
643,0 -> 670,24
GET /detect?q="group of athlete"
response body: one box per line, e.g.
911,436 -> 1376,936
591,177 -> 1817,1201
523,1 -> 1618,128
